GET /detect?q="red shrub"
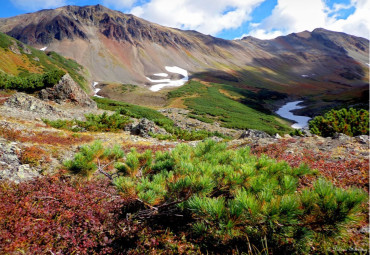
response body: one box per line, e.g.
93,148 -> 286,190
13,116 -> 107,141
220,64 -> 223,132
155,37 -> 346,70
0,176 -> 127,254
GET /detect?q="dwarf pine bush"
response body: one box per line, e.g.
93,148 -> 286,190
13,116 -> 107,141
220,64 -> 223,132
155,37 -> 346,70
44,111 -> 131,132
309,108 -> 369,137
69,140 -> 367,253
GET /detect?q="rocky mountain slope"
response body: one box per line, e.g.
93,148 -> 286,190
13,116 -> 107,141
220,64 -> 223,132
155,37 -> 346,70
0,4 -> 368,101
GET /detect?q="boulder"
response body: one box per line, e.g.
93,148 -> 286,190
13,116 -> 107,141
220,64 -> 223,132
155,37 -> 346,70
239,129 -> 271,139
5,92 -> 62,116
355,135 -> 369,145
0,139 -> 40,183
332,133 -> 350,141
39,74 -> 97,109
274,133 -> 282,139
130,118 -> 168,138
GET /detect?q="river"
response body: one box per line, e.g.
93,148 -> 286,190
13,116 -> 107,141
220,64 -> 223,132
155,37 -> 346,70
276,101 -> 311,129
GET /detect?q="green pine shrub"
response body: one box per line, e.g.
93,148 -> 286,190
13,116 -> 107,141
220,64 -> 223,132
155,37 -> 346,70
43,111 -> 132,132
69,140 -> 367,253
0,69 -> 65,92
64,141 -> 125,178
309,108 -> 369,137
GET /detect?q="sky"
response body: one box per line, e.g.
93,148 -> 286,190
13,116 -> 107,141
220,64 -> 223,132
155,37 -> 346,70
0,0 -> 368,40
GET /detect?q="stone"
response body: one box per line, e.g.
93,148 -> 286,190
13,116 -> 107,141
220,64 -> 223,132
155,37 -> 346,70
130,118 -> 168,138
239,129 -> 271,139
274,133 -> 282,139
0,139 -> 40,183
333,133 -> 350,141
355,135 -> 369,145
301,129 -> 312,137
5,92 -> 63,116
39,74 -> 97,109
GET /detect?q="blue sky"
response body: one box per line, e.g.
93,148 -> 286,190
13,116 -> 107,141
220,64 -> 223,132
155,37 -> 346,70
0,0 -> 368,39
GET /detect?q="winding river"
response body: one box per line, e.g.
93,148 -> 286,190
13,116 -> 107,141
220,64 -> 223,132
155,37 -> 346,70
276,101 -> 311,129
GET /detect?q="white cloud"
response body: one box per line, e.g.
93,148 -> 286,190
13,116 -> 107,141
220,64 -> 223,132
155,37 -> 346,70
249,0 -> 369,39
326,0 -> 370,39
130,0 -> 265,35
11,0 -> 66,11
103,0 -> 137,9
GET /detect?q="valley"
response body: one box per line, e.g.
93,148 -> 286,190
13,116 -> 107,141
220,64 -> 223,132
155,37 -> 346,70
0,3 -> 368,254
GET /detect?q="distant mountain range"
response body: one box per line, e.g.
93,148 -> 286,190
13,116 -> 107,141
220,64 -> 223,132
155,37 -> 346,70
0,4 -> 368,109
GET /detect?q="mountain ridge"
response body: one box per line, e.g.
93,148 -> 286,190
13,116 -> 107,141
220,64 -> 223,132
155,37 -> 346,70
0,4 -> 368,111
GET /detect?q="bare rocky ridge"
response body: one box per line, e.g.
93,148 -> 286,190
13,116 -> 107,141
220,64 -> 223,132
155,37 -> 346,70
0,4 -> 368,101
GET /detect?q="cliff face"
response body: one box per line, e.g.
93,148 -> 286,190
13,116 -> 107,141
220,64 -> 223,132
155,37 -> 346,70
0,5 -> 368,97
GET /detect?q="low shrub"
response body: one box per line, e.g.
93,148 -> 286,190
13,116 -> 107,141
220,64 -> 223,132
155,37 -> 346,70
0,176 -> 128,255
0,125 -> 93,145
70,140 -> 367,253
20,146 -> 48,166
44,112 -> 132,132
0,69 -> 65,92
309,108 -> 369,137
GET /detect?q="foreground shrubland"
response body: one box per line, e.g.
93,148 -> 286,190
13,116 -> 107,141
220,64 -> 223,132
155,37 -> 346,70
1,140 -> 368,254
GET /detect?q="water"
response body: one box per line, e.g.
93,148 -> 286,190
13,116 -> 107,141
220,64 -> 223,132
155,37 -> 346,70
276,101 -> 311,129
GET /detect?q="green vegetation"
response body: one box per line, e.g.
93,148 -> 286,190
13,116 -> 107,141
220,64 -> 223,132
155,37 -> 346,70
188,114 -> 214,123
168,81 -> 292,134
67,140 -> 367,253
94,97 -> 229,140
0,32 -> 87,90
0,69 -> 65,92
290,129 -> 304,137
0,32 -> 12,49
121,84 -> 138,93
309,108 -> 369,137
94,97 -> 169,122
43,112 -> 131,132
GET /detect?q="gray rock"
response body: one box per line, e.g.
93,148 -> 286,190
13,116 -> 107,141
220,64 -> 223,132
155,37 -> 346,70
239,129 -> 271,139
130,118 -> 168,138
206,136 -> 224,142
39,74 -> 97,109
355,135 -> 369,145
0,140 -> 40,183
301,129 -> 312,137
274,133 -> 282,139
333,133 -> 350,141
5,93 -> 63,116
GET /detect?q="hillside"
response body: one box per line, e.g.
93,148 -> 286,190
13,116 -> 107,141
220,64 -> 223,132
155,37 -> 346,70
0,5 -> 368,111
0,32 -> 89,91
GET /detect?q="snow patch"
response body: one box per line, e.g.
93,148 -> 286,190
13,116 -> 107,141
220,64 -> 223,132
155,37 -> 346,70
301,74 -> 309,78
153,73 -> 169,77
40,47 -> 47,51
276,101 -> 311,129
93,82 -> 103,98
147,66 -> 189,92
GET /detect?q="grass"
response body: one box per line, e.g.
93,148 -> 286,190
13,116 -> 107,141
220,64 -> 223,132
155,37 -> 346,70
168,81 -> 292,134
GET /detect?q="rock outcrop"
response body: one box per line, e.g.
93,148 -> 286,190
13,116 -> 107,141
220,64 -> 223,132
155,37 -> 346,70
39,74 -> 97,109
0,139 -> 40,183
5,92 -> 63,116
129,118 -> 168,138
239,129 -> 271,139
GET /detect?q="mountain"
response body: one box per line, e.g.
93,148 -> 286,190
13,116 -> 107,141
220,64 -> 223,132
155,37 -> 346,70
0,4 -> 368,110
